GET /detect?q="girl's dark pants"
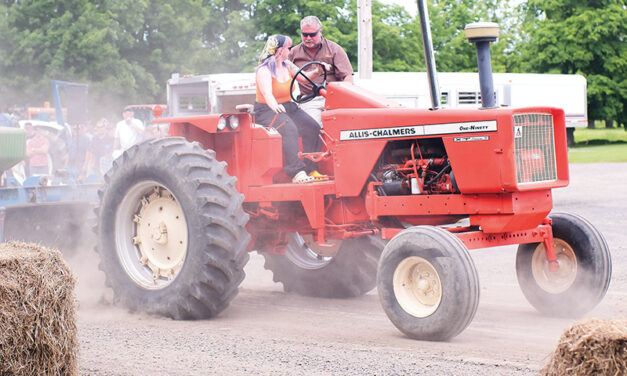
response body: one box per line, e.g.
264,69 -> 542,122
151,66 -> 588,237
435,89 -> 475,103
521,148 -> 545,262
253,101 -> 321,178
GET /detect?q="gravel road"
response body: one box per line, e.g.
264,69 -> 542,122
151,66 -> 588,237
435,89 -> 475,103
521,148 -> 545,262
70,162 -> 627,375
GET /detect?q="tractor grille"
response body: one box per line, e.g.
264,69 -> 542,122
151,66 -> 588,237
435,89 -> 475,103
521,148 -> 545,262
513,113 -> 557,184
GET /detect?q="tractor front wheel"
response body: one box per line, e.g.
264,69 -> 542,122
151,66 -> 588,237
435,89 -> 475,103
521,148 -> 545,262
95,137 -> 250,319
377,226 -> 479,341
516,212 -> 611,317
262,233 -> 382,298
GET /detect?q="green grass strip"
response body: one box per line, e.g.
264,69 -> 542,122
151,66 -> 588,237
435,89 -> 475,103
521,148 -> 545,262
569,143 -> 627,163
569,126 -> 627,163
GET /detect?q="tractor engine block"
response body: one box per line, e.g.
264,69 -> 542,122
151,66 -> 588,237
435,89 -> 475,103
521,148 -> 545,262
374,139 -> 458,196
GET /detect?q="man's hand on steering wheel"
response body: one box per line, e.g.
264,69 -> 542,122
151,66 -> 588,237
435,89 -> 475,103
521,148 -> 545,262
290,61 -> 328,104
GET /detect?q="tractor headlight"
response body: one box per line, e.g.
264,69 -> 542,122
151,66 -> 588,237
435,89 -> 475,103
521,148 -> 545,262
228,115 -> 239,129
217,116 -> 227,131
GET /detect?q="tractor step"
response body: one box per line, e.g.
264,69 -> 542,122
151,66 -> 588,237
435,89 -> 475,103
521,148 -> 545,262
246,180 -> 336,202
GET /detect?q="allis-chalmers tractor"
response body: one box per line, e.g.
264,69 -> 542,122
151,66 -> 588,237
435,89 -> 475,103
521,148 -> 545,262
95,8 -> 611,341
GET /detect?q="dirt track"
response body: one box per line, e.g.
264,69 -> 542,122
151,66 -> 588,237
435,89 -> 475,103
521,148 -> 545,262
71,163 -> 627,375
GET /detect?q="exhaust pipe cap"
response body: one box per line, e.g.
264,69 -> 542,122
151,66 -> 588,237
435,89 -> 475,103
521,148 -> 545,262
464,22 -> 499,42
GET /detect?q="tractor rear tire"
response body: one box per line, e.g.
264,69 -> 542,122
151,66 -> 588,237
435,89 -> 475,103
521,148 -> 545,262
377,226 -> 480,341
95,137 -> 250,319
516,212 -> 611,317
262,234 -> 382,298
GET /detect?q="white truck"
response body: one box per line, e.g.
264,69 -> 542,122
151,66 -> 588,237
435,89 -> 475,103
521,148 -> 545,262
166,71 -> 586,144
167,73 -> 256,117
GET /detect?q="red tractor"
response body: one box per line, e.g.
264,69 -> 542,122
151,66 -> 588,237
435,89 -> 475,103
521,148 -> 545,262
95,14 -> 611,341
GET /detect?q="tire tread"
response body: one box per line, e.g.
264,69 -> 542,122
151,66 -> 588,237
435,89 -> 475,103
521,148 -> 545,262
95,137 -> 250,319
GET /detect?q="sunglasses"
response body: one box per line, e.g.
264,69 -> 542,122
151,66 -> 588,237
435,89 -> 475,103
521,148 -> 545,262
301,30 -> 320,38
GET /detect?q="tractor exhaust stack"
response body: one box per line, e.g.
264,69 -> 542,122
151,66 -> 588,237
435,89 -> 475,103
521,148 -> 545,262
417,0 -> 441,110
464,22 -> 500,109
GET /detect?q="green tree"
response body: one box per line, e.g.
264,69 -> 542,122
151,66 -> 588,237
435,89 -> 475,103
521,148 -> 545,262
515,0 -> 626,128
198,0 -> 260,72
0,0 -> 119,109
103,0 -> 208,103
0,0 -> 209,118
368,0 -> 424,72
428,0 -> 518,73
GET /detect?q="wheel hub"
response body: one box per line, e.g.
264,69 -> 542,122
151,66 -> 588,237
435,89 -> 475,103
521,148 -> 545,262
414,268 -> 440,305
134,187 -> 188,281
285,233 -> 335,270
532,238 -> 577,294
393,256 -> 442,318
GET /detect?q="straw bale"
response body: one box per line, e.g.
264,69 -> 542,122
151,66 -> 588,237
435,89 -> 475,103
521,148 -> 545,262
0,242 -> 78,375
541,318 -> 627,376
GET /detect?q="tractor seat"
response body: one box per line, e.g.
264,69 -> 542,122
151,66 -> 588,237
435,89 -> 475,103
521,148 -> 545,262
235,104 -> 254,113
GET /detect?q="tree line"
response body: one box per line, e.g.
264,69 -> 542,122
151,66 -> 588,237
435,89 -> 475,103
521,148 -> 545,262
0,0 -> 624,127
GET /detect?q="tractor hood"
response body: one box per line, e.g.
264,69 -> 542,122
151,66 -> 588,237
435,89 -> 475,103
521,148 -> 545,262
323,82 -> 403,111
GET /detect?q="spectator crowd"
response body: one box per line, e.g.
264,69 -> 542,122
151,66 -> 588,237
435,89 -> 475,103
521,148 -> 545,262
1,107 -> 168,186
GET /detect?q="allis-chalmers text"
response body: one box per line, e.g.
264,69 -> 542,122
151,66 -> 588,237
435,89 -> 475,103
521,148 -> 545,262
339,120 -> 497,141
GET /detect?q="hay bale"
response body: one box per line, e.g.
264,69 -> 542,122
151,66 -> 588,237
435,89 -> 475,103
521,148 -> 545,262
541,318 -> 627,376
0,242 -> 78,375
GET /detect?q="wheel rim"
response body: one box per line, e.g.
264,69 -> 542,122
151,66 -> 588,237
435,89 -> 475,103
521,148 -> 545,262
285,233 -> 337,270
393,256 -> 442,318
531,238 -> 577,294
115,181 -> 189,289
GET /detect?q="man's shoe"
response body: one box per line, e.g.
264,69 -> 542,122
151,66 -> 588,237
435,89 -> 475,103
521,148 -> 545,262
309,170 -> 329,181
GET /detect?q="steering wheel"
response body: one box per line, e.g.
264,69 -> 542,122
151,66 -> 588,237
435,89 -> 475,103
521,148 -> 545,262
290,61 -> 328,104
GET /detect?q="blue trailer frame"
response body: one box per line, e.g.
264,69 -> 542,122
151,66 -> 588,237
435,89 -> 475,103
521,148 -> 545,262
0,175 -> 100,252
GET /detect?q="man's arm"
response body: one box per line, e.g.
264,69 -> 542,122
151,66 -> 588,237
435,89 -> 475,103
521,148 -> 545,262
286,60 -> 329,83
132,119 -> 144,135
333,43 -> 354,83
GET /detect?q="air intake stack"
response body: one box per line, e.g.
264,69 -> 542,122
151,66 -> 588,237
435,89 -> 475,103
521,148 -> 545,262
417,0 -> 441,110
465,22 -> 499,109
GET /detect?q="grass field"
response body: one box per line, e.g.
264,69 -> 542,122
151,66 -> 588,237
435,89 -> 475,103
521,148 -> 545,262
569,125 -> 627,163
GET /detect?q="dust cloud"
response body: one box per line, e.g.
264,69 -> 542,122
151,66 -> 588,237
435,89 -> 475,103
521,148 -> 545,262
64,242 -> 111,310
62,226 -> 283,313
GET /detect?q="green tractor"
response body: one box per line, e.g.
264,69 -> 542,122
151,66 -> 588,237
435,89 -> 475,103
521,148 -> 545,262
0,127 -> 26,184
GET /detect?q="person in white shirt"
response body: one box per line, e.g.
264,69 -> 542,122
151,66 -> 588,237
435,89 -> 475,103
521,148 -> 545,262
113,107 -> 144,158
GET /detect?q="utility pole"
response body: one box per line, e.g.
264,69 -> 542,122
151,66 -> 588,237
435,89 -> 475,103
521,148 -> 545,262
357,0 -> 373,79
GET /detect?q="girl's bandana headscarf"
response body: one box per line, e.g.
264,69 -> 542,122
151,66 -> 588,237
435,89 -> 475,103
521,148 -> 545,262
258,34 -> 288,64
257,34 -> 290,79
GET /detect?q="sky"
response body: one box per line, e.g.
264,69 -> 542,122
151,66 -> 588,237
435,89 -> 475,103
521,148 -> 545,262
381,0 -> 418,16
380,0 -> 525,17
